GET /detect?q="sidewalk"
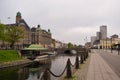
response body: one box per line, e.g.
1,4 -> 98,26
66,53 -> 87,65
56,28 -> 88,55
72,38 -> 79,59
87,52 -> 120,80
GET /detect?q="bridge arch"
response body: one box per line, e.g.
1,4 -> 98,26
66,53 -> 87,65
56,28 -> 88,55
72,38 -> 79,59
64,49 -> 77,54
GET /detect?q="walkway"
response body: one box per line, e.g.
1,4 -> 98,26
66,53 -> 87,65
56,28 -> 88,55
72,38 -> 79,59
87,51 -> 120,80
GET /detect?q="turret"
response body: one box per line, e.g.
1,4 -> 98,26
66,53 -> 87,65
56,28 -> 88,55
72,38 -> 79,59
48,29 -> 50,32
16,12 -> 22,24
36,24 -> 41,31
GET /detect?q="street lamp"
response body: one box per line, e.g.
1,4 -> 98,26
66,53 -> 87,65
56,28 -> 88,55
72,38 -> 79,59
102,40 -> 104,50
111,38 -> 112,53
106,38 -> 107,50
118,42 -> 120,55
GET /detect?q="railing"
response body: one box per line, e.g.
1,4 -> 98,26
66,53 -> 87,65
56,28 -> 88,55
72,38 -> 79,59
40,49 -> 89,80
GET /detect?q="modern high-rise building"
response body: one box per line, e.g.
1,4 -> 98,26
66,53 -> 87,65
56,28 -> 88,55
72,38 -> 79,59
96,32 -> 101,40
100,25 -> 107,39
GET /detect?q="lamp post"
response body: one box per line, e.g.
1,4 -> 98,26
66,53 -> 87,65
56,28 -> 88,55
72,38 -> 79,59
118,43 -> 120,55
103,40 -> 104,50
111,38 -> 112,53
106,38 -> 107,50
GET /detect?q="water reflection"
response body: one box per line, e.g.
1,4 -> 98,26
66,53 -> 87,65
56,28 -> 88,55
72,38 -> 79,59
50,54 -> 76,80
0,67 -> 29,80
0,54 -> 76,80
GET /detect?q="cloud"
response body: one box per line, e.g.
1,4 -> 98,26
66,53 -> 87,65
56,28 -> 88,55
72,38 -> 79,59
0,0 -> 120,45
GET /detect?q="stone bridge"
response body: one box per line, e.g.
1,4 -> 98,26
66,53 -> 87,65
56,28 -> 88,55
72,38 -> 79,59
20,47 -> 89,60
56,47 -> 89,54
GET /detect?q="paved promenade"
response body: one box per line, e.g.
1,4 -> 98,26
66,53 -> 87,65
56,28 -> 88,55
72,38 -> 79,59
87,51 -> 120,80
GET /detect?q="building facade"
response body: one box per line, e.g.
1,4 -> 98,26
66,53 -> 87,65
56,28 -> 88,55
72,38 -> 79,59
96,32 -> 101,40
15,12 -> 31,48
100,38 -> 120,49
91,36 -> 97,47
31,25 -> 52,48
100,25 -> 107,39
0,12 -> 69,49
2,12 -> 31,49
0,12 -> 54,49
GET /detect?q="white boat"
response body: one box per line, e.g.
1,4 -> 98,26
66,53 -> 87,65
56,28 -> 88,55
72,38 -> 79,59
71,50 -> 77,54
41,51 -> 57,55
34,55 -> 48,61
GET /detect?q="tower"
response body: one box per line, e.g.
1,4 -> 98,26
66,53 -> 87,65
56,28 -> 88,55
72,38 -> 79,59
100,25 -> 107,39
96,32 -> 101,40
16,12 -> 22,24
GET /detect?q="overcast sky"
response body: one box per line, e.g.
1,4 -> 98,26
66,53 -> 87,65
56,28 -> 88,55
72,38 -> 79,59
0,0 -> 120,45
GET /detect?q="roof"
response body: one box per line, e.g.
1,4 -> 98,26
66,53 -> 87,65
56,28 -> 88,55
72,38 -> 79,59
5,23 -> 17,26
5,19 -> 30,31
22,44 -> 47,50
18,19 -> 30,30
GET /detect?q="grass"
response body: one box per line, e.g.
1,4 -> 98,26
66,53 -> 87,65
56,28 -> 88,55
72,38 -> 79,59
0,50 -> 22,63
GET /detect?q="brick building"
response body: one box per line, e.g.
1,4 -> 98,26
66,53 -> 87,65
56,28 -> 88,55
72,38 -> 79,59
0,12 -> 53,49
31,25 -> 52,48
2,12 -> 31,49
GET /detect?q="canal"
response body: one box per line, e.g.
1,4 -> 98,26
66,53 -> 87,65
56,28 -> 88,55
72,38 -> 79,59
0,54 -> 76,80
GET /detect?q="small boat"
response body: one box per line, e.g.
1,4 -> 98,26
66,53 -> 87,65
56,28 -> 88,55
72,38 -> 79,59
34,55 -> 48,62
41,51 -> 57,55
71,50 -> 77,54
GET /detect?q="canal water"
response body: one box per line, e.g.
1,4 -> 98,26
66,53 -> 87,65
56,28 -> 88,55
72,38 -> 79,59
0,54 -> 76,80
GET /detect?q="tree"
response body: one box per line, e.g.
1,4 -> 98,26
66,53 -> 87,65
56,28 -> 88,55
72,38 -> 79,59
68,42 -> 73,48
5,26 -> 24,49
0,23 -> 6,48
78,44 -> 83,48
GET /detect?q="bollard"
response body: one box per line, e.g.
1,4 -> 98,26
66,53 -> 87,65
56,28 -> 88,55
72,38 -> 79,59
75,54 -> 79,69
86,51 -> 89,58
84,52 -> 87,60
118,50 -> 120,55
80,54 -> 83,64
83,53 -> 85,61
86,52 -> 88,58
66,58 -> 72,78
85,51 -> 87,60
42,68 -> 50,80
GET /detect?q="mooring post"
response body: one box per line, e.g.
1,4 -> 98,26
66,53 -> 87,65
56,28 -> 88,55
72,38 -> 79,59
87,51 -> 89,58
83,52 -> 86,61
80,53 -> 83,64
66,58 -> 72,78
85,51 -> 87,60
75,54 -> 79,69
42,68 -> 50,80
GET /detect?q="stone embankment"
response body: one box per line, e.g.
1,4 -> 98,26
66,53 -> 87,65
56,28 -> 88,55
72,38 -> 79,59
0,59 -> 33,69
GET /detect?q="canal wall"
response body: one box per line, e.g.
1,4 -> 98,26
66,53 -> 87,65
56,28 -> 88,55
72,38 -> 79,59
0,59 -> 33,69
